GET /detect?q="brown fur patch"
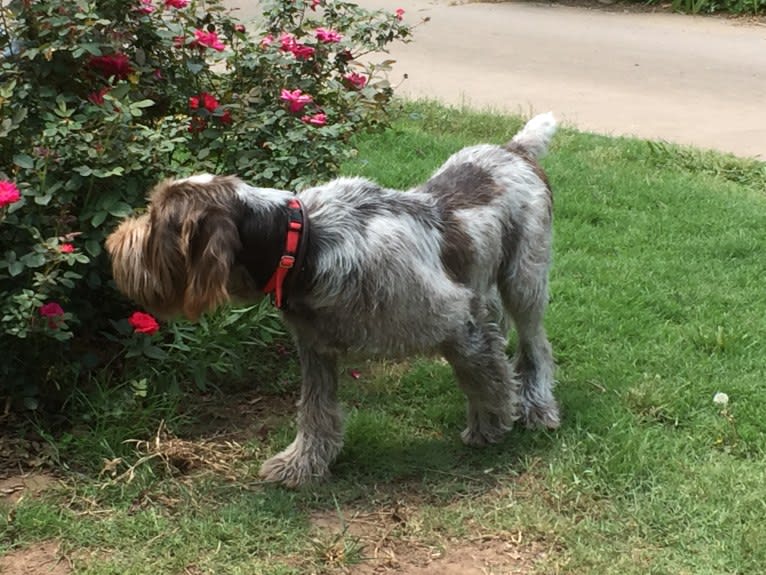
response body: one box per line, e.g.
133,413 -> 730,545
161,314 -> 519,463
421,163 -> 504,284
440,212 -> 475,285
425,163 -> 505,211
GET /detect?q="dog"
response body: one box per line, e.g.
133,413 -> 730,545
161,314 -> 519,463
106,112 -> 560,487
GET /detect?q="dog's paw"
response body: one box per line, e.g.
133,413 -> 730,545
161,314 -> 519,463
461,427 -> 493,447
522,401 -> 560,430
460,420 -> 513,447
259,451 -> 324,488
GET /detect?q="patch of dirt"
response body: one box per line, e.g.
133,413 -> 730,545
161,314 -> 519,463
180,389 -> 298,442
307,501 -> 549,574
0,472 -> 60,504
0,434 -> 59,479
0,541 -> 71,575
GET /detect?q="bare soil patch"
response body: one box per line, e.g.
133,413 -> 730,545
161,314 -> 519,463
0,433 -> 59,479
0,541 -> 71,575
307,499 -> 549,574
0,473 -> 60,504
180,389 -> 298,442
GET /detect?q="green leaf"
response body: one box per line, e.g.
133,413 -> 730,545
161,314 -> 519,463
142,345 -> 167,361
23,396 -> 39,411
13,154 -> 34,169
74,165 -> 93,177
107,202 -> 133,218
91,211 -> 108,227
12,107 -> 28,125
186,61 -> 205,74
8,261 -> 25,277
34,194 -> 53,206
85,239 -> 102,257
92,167 -> 125,178
21,253 -> 46,268
132,99 -> 155,109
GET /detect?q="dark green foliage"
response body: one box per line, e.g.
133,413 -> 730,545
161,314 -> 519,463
0,0 -> 413,407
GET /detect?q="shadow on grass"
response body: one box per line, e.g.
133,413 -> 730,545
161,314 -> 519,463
289,424 -> 561,509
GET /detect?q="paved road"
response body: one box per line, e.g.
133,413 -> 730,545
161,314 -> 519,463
226,1 -> 766,159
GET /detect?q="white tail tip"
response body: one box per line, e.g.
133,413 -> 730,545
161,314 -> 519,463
510,112 -> 558,159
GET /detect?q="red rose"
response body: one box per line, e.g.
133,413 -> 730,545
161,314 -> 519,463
88,87 -> 110,105
201,92 -> 219,112
88,53 -> 133,80
189,92 -> 219,113
128,311 -> 160,335
40,302 -> 65,329
343,72 -> 367,90
40,302 -> 65,318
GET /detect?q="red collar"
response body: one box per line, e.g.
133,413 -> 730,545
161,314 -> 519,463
263,197 -> 307,309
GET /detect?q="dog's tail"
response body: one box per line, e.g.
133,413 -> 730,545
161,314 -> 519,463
508,112 -> 557,159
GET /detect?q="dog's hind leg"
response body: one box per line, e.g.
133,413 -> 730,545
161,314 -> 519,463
259,342 -> 343,487
500,246 -> 560,430
442,318 -> 522,446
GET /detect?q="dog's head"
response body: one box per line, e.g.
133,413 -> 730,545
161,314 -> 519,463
106,175 -> 243,321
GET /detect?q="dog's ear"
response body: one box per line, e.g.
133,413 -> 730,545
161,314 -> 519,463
181,209 -> 242,320
143,200 -> 189,316
105,214 -> 154,304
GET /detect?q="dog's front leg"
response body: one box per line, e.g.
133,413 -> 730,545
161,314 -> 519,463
259,343 -> 343,487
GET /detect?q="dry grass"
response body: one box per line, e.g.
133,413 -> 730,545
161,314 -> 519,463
99,421 -> 258,485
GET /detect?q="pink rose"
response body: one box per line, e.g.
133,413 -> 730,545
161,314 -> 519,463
280,89 -> 313,114
301,112 -> 327,126
194,29 -> 226,52
315,27 -> 342,44
279,33 -> 315,60
291,43 -> 315,60
260,34 -> 274,48
0,181 -> 21,207
137,0 -> 155,14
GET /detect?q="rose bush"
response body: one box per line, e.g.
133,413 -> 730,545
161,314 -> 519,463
0,0 -> 415,409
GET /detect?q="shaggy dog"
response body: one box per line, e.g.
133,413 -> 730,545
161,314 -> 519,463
106,113 -> 560,487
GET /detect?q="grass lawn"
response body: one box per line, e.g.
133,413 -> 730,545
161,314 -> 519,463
2,101 -> 765,574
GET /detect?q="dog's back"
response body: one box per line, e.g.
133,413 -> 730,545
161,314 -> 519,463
288,114 -> 557,357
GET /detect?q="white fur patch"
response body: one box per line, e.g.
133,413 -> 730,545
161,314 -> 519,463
179,174 -> 216,185
235,182 -> 294,209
